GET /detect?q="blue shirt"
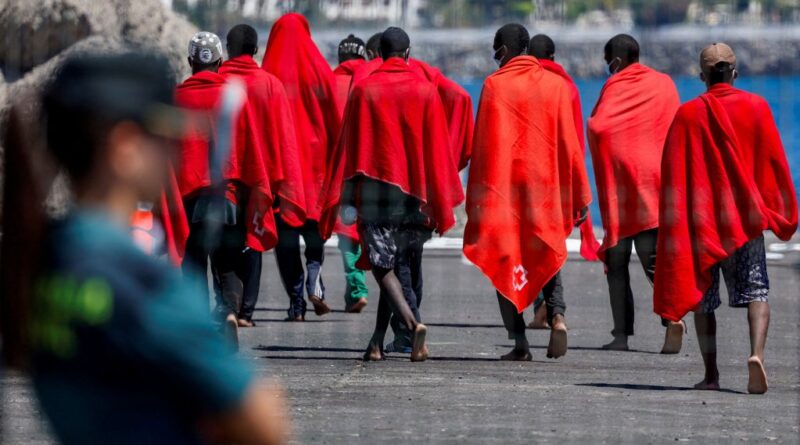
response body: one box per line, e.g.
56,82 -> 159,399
31,210 -> 252,445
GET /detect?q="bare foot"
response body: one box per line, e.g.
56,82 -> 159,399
601,336 -> 629,351
527,305 -> 550,330
308,295 -> 331,316
362,342 -> 385,361
547,315 -> 568,359
224,314 -> 239,352
660,320 -> 685,354
410,324 -> 428,362
693,379 -> 721,391
237,318 -> 255,328
345,298 -> 368,314
747,356 -> 768,394
500,348 -> 532,361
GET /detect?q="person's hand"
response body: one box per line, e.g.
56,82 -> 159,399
210,379 -> 291,445
575,207 -> 588,227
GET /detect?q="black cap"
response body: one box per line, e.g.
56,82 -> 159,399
380,27 -> 410,57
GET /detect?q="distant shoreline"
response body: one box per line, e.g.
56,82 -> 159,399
310,25 -> 800,79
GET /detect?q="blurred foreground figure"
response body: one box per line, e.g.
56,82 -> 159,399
219,24 -> 306,327
464,24 -> 591,361
526,33 -> 600,331
262,13 -> 341,321
587,34 -> 685,353
319,27 -> 464,362
654,43 -> 798,394
175,32 -> 278,348
332,33 -> 370,313
0,53 -> 288,445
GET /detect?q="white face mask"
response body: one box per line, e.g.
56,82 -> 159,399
493,46 -> 506,68
605,57 -> 621,76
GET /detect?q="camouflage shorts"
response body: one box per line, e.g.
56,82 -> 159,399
699,236 -> 769,314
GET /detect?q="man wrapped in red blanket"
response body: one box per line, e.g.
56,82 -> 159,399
464,25 -> 592,361
655,43 -> 797,394
587,34 -> 684,353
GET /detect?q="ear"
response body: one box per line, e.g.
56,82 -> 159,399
187,57 -> 193,69
404,48 -> 410,62
733,69 -> 739,80
254,46 -> 259,56
699,72 -> 706,83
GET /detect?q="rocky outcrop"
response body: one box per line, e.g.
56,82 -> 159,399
0,0 -> 198,213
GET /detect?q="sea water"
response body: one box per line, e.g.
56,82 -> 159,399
460,76 -> 800,223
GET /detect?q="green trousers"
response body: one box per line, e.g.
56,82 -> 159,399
338,236 -> 368,303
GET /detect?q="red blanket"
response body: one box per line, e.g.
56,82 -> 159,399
464,56 -> 592,313
318,58 -> 464,241
330,58 -> 368,240
539,58 -> 601,261
654,84 -> 798,322
158,166 -> 189,265
350,57 -> 382,89
262,13 -> 340,222
410,59 -> 474,171
175,71 -> 277,252
333,58 -> 366,117
219,55 -> 306,227
587,63 -> 680,259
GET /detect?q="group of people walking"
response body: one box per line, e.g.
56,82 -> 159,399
2,11 -> 797,445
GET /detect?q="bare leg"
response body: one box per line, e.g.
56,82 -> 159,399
364,292 -> 391,361
746,301 -> 769,394
693,311 -> 720,390
368,268 -> 426,362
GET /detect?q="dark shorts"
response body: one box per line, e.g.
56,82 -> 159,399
360,223 -> 431,270
699,236 -> 769,314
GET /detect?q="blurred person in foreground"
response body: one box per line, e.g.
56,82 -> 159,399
654,43 -> 797,394
463,24 -> 591,361
262,13 -> 341,321
525,33 -> 601,331
0,53 -> 288,445
176,32 -> 278,347
332,33 -> 370,313
219,24 -> 306,327
587,34 -> 684,353
319,27 -> 464,362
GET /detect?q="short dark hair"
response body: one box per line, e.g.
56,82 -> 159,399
380,27 -> 410,59
494,23 -> 529,57
227,24 -> 258,58
529,34 -> 555,60
366,32 -> 383,57
604,34 -> 639,62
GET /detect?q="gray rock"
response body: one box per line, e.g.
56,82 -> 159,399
0,0 -> 198,213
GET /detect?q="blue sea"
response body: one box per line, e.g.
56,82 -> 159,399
460,76 -> 800,221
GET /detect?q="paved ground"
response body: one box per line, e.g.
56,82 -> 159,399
2,246 -> 799,444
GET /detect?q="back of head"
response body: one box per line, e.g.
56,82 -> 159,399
366,32 -> 383,60
338,34 -> 366,64
604,34 -> 639,64
494,23 -> 530,56
529,34 -> 555,60
700,42 -> 737,86
188,31 -> 223,73
226,24 -> 258,58
380,27 -> 410,60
